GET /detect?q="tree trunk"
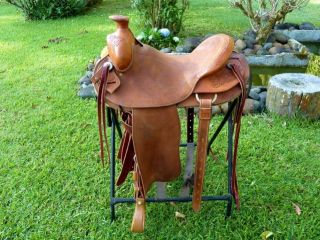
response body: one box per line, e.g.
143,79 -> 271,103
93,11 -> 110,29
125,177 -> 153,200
266,73 -> 320,119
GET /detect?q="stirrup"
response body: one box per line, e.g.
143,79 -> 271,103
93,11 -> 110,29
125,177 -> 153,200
131,198 -> 146,233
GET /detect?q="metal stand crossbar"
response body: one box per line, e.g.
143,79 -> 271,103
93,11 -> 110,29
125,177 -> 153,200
107,100 -> 237,222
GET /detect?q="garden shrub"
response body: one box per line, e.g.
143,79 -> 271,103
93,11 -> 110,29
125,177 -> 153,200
6,0 -> 101,20
306,54 -> 320,77
131,0 -> 189,35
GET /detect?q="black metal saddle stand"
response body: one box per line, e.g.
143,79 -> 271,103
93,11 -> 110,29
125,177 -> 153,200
106,99 -> 238,222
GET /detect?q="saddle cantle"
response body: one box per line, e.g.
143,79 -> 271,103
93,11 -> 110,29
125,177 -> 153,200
92,15 -> 250,232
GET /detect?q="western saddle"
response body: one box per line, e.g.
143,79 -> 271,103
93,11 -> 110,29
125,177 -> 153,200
92,15 -> 250,232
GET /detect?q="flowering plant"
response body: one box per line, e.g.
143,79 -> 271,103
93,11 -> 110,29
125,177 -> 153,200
136,28 -> 180,50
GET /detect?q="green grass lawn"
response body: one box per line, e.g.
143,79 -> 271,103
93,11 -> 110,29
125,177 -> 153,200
1,0 -> 320,239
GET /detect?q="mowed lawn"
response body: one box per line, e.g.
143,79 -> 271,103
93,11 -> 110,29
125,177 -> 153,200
1,0 -> 320,239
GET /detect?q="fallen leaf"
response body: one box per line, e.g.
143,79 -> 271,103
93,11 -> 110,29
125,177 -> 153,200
175,211 -> 185,219
41,45 -> 49,49
292,203 -> 301,215
260,231 -> 274,239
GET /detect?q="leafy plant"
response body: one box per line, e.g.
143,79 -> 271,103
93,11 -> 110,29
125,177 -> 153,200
136,27 -> 180,49
306,54 -> 320,77
131,0 -> 189,35
228,0 -> 309,44
5,0 -> 101,20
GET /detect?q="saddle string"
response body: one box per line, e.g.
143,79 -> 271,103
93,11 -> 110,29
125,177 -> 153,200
228,63 -> 247,209
97,63 -> 113,166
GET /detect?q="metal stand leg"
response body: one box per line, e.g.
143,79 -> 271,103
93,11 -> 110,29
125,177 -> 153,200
110,111 -> 116,222
226,102 -> 234,217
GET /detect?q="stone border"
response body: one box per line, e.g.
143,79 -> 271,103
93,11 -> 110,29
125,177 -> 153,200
274,30 -> 320,43
246,53 -> 309,67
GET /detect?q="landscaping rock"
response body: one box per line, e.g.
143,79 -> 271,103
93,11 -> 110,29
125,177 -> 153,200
184,37 -> 203,50
253,44 -> 262,51
274,22 -> 299,30
287,39 -> 309,54
87,63 -> 95,71
273,42 -> 284,48
259,91 -> 267,110
244,37 -> 256,49
273,32 -> 288,44
246,52 -> 309,67
243,99 -> 261,114
299,22 -> 316,30
266,34 -> 276,43
175,45 -> 193,53
249,89 -> 260,101
235,39 -> 246,51
269,46 -> 281,55
220,102 -> 229,114
78,71 -> 93,85
160,47 -> 172,53
256,48 -> 268,55
263,42 -> 273,51
243,29 -> 257,40
250,87 -> 262,94
275,29 -> 320,43
78,84 -> 96,99
243,48 -> 255,55
212,106 -> 221,115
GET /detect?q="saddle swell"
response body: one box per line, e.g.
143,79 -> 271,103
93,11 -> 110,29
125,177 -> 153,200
92,15 -> 250,233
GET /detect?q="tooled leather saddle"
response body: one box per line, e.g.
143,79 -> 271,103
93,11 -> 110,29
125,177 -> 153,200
92,15 -> 250,232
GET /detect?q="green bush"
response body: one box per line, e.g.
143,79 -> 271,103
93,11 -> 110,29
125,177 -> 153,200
306,54 -> 320,77
5,0 -> 101,20
131,0 -> 189,35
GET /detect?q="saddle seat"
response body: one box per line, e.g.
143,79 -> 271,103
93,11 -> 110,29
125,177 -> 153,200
93,34 -> 239,109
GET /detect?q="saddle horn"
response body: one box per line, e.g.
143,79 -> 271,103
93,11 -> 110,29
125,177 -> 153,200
107,15 -> 136,71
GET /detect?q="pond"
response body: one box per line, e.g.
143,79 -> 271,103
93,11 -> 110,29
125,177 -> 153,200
251,66 -> 307,86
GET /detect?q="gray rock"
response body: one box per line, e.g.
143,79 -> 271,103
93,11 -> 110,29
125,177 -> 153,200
273,42 -> 284,48
184,37 -> 203,50
275,23 -> 299,30
256,48 -> 268,55
175,45 -> 193,53
266,34 -> 276,43
263,42 -> 273,51
235,39 -> 246,51
212,106 -> 221,115
288,39 -> 309,55
273,32 -> 288,44
251,87 -> 262,94
274,30 -> 320,43
243,99 -> 261,114
299,22 -> 316,30
220,102 -> 229,114
160,47 -> 172,53
78,84 -> 96,99
243,48 -> 255,55
259,91 -> 267,110
249,89 -> 261,101
243,29 -> 257,40
245,37 -> 255,49
246,52 -> 309,67
87,63 -> 95,71
78,71 -> 93,85
253,44 -> 262,51
269,46 -> 287,55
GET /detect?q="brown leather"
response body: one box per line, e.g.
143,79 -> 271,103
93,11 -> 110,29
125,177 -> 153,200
192,96 -> 213,212
132,106 -> 181,194
92,15 -> 250,232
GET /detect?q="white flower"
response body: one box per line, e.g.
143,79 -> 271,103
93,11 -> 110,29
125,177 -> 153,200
136,32 -> 146,41
173,36 -> 180,42
159,28 -> 170,37
148,35 -> 153,40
